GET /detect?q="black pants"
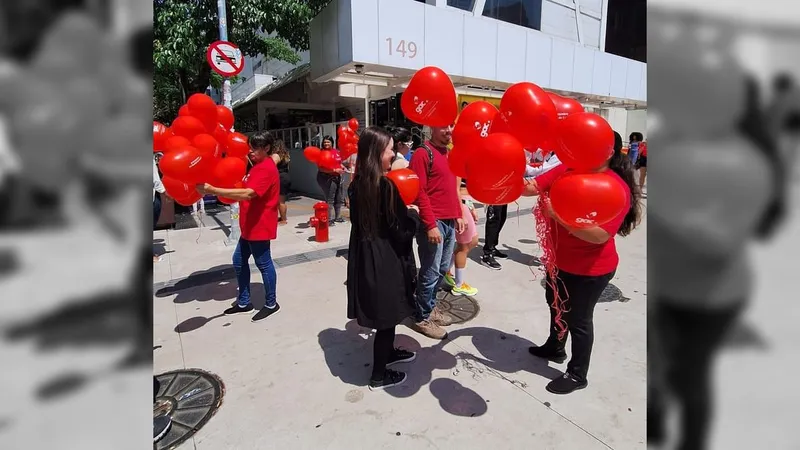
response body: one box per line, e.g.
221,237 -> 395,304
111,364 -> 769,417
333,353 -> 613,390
153,193 -> 162,230
316,172 -> 344,220
483,204 -> 508,254
542,269 -> 615,382
648,301 -> 743,450
371,327 -> 396,381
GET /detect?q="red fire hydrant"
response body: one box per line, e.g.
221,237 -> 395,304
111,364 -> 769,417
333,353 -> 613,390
308,201 -> 330,242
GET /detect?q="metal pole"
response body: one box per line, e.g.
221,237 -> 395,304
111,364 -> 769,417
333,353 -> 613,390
218,0 -> 240,245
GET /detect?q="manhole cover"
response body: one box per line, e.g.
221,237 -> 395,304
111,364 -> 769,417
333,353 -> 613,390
154,369 -> 224,450
436,290 -> 480,324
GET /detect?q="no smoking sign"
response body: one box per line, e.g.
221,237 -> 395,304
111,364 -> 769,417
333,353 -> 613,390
206,40 -> 244,77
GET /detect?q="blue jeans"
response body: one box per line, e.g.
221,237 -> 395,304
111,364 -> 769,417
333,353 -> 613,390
629,149 -> 639,165
232,239 -> 277,308
415,219 -> 457,321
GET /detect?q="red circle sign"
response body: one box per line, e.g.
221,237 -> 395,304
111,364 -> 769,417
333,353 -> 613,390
206,41 -> 244,77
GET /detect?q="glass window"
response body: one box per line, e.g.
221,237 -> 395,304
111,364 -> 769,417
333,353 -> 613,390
447,0 -> 474,11
482,0 -> 542,31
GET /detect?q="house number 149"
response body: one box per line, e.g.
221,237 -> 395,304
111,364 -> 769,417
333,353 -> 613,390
385,38 -> 418,58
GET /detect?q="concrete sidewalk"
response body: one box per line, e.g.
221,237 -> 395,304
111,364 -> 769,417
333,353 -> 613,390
153,196 -> 648,449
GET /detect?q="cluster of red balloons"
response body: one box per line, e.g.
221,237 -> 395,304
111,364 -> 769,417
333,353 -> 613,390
153,93 -> 249,206
302,118 -> 361,171
399,66 -> 626,225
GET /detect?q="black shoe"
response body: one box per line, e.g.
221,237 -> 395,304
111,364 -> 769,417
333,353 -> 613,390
369,369 -> 407,391
223,304 -> 254,315
252,303 -> 280,322
546,372 -> 587,394
334,217 -> 346,223
154,415 -> 172,443
493,249 -> 509,259
480,254 -> 502,270
386,348 -> 416,367
528,345 -> 567,363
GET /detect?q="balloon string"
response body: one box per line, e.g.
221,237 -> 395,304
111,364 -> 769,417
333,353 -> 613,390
533,195 -> 568,341
515,201 -> 520,228
196,211 -> 205,244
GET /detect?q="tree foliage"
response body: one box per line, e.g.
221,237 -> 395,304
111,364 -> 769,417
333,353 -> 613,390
153,0 -> 330,123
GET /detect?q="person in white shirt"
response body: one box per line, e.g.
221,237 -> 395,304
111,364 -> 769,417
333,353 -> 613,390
153,157 -> 166,261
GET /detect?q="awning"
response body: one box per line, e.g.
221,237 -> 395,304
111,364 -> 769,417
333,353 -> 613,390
232,63 -> 311,110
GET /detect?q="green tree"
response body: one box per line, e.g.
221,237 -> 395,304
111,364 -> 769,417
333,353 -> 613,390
154,0 -> 330,123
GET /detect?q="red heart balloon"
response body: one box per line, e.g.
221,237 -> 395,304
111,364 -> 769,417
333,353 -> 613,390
217,105 -> 234,130
490,82 -> 557,150
555,112 -> 614,171
187,93 -> 219,131
226,132 -> 250,158
161,175 -> 192,200
340,143 -> 357,160
178,104 -> 191,117
317,150 -> 342,171
400,66 -> 458,127
153,122 -> 172,152
192,133 -> 221,160
447,146 -> 469,179
386,168 -> 420,205
468,178 -> 524,206
549,171 -> 628,229
164,135 -> 191,153
171,116 -> 206,139
213,157 -> 247,187
547,92 -> 584,120
452,101 -> 498,152
304,146 -> 321,163
175,190 -> 203,207
348,118 -> 359,131
158,146 -> 212,184
213,123 -> 229,152
465,133 -> 526,190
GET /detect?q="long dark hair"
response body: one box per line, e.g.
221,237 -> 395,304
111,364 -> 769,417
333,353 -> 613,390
352,127 -> 394,237
739,76 -> 787,239
610,131 -> 642,237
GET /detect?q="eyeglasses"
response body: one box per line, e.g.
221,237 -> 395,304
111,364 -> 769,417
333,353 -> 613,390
402,141 -> 414,147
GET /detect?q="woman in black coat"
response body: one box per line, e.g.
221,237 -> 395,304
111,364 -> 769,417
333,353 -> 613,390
346,126 -> 420,391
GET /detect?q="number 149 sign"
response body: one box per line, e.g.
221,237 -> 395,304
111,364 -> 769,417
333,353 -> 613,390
385,38 -> 418,59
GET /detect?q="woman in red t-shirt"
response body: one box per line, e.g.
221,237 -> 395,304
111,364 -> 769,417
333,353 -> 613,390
636,141 -> 647,191
521,131 -> 642,395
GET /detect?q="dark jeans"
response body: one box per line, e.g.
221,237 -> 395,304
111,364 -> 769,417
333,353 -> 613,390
648,301 -> 743,450
232,239 -> 277,308
371,327 -> 396,380
483,204 -> 508,254
542,269 -> 615,382
153,193 -> 162,230
316,172 -> 344,220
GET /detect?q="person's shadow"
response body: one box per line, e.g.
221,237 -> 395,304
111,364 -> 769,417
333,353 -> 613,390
318,322 -> 565,417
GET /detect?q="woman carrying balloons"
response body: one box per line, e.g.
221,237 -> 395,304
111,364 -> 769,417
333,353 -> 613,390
346,126 -> 420,390
317,135 -> 346,225
269,139 -> 291,225
522,130 -> 641,394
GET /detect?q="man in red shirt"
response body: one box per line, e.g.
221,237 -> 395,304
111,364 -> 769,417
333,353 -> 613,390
197,131 -> 281,322
408,125 -> 464,340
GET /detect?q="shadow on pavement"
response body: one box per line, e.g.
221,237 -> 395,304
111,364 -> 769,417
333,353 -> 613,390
174,313 -> 227,333
318,321 -> 565,417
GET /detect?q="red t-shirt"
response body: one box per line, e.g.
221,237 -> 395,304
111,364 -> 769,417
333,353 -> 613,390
409,141 -> 462,231
239,159 -> 280,241
534,164 -> 631,276
640,142 -> 647,157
